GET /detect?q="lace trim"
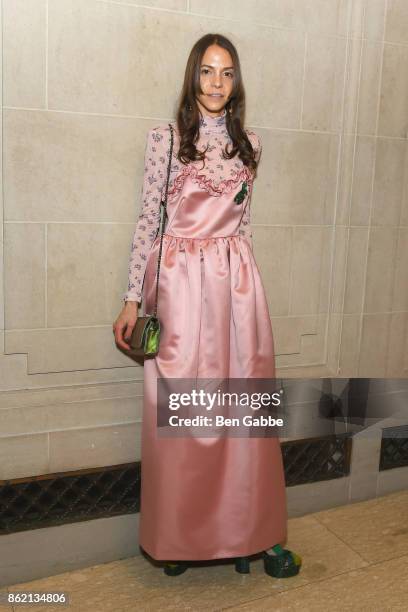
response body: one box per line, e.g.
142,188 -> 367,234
168,164 -> 253,199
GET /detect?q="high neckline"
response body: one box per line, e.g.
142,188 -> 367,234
199,107 -> 227,133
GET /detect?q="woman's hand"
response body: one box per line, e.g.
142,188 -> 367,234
113,301 -> 139,351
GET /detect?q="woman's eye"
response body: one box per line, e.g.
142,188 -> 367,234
200,69 -> 234,78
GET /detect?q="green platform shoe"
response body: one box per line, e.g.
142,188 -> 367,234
163,561 -> 189,576
234,556 -> 251,574
262,549 -> 302,578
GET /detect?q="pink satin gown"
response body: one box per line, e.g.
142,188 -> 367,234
135,113 -> 288,561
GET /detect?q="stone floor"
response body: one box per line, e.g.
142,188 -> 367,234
1,489 -> 408,611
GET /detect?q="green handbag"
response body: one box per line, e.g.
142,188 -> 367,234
128,123 -> 174,358
129,313 -> 161,357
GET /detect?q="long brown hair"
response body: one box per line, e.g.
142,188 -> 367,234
175,34 -> 258,173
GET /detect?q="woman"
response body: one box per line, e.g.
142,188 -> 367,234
113,34 -> 302,578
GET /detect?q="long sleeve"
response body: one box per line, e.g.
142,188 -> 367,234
238,132 -> 262,249
123,128 -> 167,303
239,203 -> 253,247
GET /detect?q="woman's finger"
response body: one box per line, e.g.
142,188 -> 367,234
115,321 -> 132,350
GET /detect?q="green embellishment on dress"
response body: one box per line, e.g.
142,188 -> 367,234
234,181 -> 248,205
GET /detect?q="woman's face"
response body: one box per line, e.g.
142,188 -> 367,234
196,44 -> 235,118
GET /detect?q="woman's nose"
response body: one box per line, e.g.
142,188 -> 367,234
212,74 -> 222,87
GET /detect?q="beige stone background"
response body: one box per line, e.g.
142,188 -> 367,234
0,0 -> 407,480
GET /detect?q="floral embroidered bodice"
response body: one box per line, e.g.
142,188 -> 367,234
123,108 -> 262,303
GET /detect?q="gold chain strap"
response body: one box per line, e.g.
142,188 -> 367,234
152,123 -> 174,318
